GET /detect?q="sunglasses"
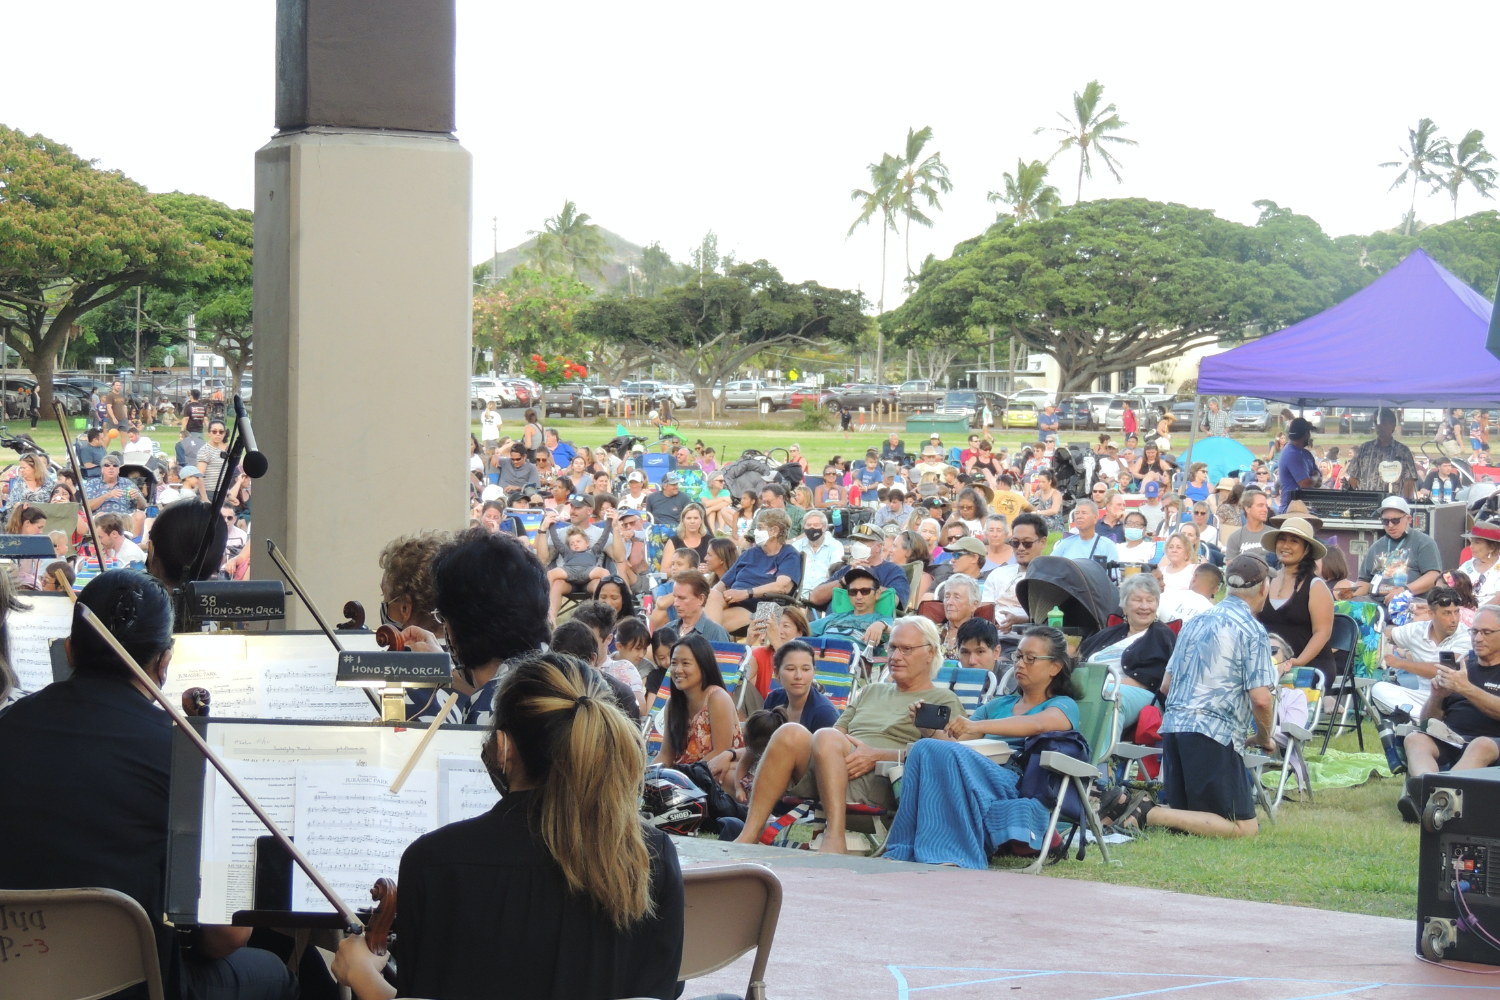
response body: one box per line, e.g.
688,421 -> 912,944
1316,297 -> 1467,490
1429,597 -> 1459,608
1012,536 -> 1043,548
1380,516 -> 1406,526
846,587 -> 875,597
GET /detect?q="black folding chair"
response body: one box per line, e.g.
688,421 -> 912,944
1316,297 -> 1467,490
1318,612 -> 1365,754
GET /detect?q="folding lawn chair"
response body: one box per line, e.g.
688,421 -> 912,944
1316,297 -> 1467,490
1318,612 -> 1367,753
1266,669 -> 1324,811
710,641 -> 746,700
801,636 -> 859,712
644,678 -> 672,757
933,662 -> 996,715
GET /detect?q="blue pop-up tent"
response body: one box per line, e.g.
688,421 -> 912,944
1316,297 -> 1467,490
1198,249 -> 1500,405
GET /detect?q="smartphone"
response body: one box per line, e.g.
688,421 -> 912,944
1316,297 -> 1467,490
913,702 -> 951,731
1439,651 -> 1458,668
753,601 -> 778,628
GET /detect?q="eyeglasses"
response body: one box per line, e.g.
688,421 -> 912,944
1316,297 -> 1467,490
846,587 -> 875,597
1471,627 -> 1500,638
1015,653 -> 1058,666
431,608 -> 446,626
888,643 -> 932,656
1380,516 -> 1405,526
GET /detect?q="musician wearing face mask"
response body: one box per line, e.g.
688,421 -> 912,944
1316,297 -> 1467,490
332,653 -> 684,1000
375,531 -> 462,723
808,522 -> 913,612
398,529 -> 552,726
0,571 -> 296,1000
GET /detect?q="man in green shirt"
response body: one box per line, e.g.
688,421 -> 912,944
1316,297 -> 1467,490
734,616 -> 965,854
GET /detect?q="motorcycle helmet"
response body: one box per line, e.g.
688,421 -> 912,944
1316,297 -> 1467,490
641,765 -> 707,836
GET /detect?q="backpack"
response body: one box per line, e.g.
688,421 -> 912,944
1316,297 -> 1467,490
676,760 -> 747,834
1012,729 -> 1093,820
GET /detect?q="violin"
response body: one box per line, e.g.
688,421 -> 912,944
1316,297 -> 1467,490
375,625 -> 406,651
365,877 -> 397,957
337,600 -> 367,630
181,687 -> 211,717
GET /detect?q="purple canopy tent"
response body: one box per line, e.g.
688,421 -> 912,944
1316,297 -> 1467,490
1198,249 -> 1500,406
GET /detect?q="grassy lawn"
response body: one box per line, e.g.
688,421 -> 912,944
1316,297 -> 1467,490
992,725 -> 1418,919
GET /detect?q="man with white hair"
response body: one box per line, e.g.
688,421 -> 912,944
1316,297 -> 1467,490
733,616 -> 965,853
791,508 -> 844,599
1051,499 -> 1119,563
1102,555 -> 1277,838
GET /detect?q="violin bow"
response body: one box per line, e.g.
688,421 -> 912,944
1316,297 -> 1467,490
77,604 -> 365,933
51,401 -> 106,571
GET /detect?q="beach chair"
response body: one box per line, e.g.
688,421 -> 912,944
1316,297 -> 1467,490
933,662 -> 996,715
997,659 -> 1121,767
901,560 -> 923,608
644,678 -> 672,757
801,636 -> 859,712
1265,675 -> 1324,811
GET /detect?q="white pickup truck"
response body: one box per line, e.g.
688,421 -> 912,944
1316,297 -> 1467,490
720,379 -> 792,411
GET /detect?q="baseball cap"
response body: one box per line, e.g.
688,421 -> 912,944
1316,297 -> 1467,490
661,472 -> 681,485
1225,555 -> 1269,589
947,536 -> 987,557
850,523 -> 883,542
842,566 -> 880,589
481,484 -> 503,502
569,494 -> 590,506
1379,496 -> 1411,516
627,470 -> 644,483
883,462 -> 899,476
1144,481 -> 1161,498
930,432 -> 942,439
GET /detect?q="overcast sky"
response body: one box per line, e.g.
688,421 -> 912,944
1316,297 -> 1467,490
8,1 -> 1500,311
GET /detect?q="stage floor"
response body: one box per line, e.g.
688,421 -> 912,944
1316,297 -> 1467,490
676,838 -> 1500,1000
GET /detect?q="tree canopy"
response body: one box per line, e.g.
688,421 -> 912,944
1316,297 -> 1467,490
886,198 -> 1370,392
1340,209 -> 1500,294
576,260 -> 866,415
0,124 -> 215,411
473,266 -> 592,364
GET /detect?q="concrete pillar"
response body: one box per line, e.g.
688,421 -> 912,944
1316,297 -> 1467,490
252,0 -> 471,625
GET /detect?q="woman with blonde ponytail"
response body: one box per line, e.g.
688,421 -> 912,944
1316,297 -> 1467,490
333,652 -> 685,1000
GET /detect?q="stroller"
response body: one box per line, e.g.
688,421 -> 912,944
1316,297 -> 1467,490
1014,556 -> 1120,641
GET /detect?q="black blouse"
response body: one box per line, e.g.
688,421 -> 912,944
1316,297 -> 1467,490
1077,621 -> 1177,699
395,789 -> 684,1000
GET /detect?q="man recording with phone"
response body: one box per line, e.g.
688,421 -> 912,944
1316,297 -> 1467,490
1398,603 -> 1500,822
1381,585 -> 1471,701
734,616 -> 965,854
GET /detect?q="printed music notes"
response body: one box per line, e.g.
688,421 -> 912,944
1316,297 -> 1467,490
8,595 -> 75,692
437,755 -> 501,826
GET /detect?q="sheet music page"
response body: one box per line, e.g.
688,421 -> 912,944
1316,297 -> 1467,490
8,596 -> 75,692
160,662 -> 263,717
436,754 -> 500,826
290,764 -> 437,913
198,760 -> 298,924
220,726 -> 382,766
261,659 -> 378,721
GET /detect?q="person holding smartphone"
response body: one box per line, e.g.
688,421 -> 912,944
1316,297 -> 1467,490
1382,585 -> 1471,701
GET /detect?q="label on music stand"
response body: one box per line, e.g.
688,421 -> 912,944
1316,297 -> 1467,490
185,580 -> 288,622
336,651 -> 452,687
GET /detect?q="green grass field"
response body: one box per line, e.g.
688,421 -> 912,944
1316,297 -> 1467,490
993,725 -> 1416,919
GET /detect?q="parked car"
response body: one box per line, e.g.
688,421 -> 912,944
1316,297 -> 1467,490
719,379 -> 789,411
1287,405 -> 1325,432
471,377 -> 514,408
1168,400 -> 1198,432
826,384 -> 898,412
1052,399 -> 1094,430
1231,396 -> 1272,432
1000,400 -> 1038,428
543,383 -> 605,417
1332,407 -> 1375,435
897,379 -> 946,411
1008,388 -> 1055,407
788,386 -> 835,408
1103,396 -> 1161,432
936,389 -> 977,423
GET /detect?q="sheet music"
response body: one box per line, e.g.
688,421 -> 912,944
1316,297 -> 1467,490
199,760 -> 297,924
290,765 -> 437,913
437,754 -> 500,826
262,659 -> 378,721
161,662 -> 263,716
220,727 -> 382,765
7,597 -> 75,692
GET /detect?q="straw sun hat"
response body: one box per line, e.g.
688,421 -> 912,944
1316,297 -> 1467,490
1259,516 -> 1326,561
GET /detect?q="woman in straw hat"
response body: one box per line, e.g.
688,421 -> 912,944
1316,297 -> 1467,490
1256,516 -> 1336,684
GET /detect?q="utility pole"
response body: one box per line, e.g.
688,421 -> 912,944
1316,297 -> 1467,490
491,217 -> 499,286
134,286 -> 142,374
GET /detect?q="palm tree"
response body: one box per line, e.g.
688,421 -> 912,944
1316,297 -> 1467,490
890,127 -> 953,283
848,153 -> 901,380
987,159 -> 1062,222
525,200 -> 613,280
1381,119 -> 1449,236
1434,129 -> 1497,220
1036,80 -> 1137,204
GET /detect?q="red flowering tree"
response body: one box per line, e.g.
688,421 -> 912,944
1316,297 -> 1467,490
524,353 -> 588,388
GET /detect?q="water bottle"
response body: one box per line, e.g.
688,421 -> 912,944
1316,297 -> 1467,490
831,508 -> 842,530
1378,717 -> 1405,774
1047,606 -> 1064,629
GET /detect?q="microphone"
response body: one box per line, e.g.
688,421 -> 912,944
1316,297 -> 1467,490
234,396 -> 269,478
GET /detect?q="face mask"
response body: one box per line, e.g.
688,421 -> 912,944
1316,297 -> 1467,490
632,528 -> 648,541
850,542 -> 871,561
753,529 -> 771,545
1124,527 -> 1145,541
804,528 -> 824,542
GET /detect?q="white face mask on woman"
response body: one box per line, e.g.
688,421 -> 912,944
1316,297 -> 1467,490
753,529 -> 771,546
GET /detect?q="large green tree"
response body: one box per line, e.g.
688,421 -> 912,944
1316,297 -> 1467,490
473,266 -> 592,368
887,198 -> 1369,392
524,200 -> 613,281
1037,80 -> 1137,204
1339,209 -> 1500,293
0,125 -> 212,414
576,260 -> 866,417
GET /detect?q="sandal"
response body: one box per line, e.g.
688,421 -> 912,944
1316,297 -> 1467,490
1116,794 -> 1156,831
1097,784 -> 1134,824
